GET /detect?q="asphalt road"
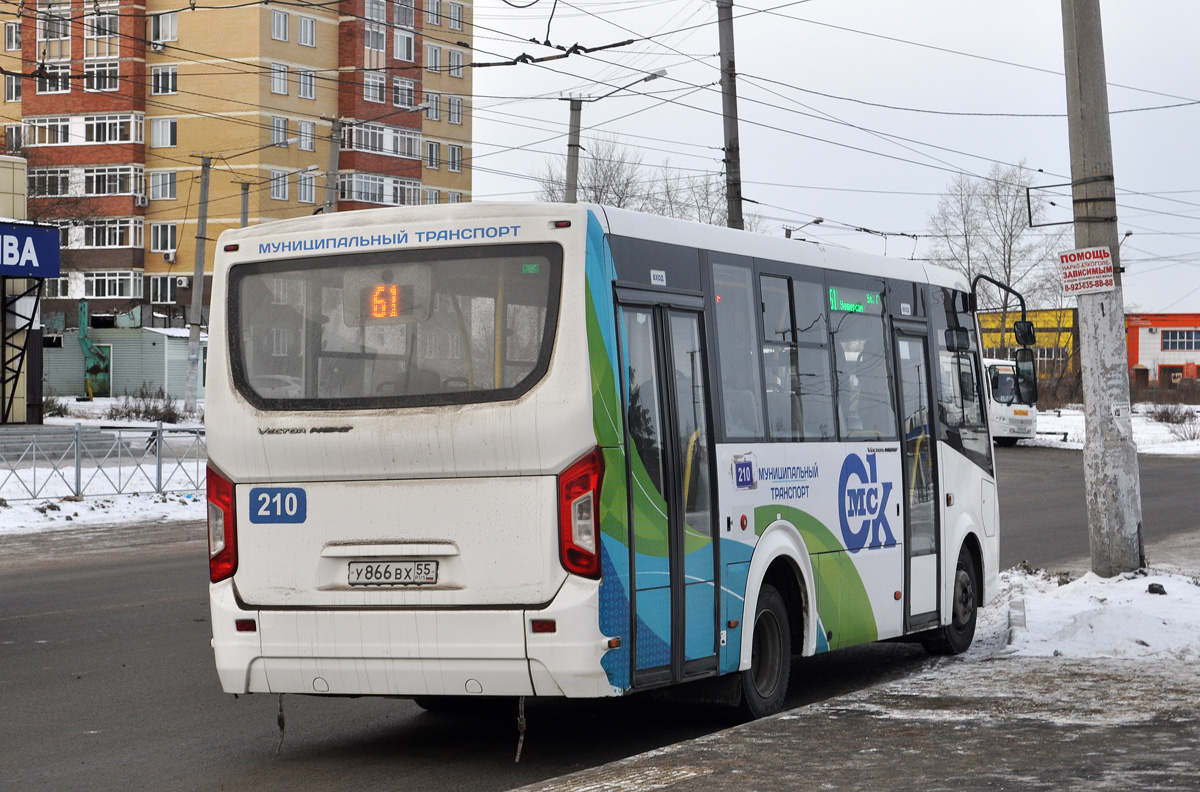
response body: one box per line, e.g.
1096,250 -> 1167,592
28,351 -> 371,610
993,444 -> 1200,570
2,446 -> 1195,791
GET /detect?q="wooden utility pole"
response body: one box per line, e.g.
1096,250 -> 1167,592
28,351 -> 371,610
716,0 -> 743,229
1060,0 -> 1144,575
184,154 -> 211,414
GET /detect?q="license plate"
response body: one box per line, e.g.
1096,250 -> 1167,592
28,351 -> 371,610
348,560 -> 438,586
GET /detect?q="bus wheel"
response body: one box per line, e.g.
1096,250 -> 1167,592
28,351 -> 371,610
995,437 -> 1019,447
922,547 -> 978,655
740,583 -> 790,718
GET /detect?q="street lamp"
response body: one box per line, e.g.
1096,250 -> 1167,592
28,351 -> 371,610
784,217 -> 823,239
564,69 -> 667,203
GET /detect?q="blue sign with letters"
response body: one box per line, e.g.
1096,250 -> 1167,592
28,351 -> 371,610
0,223 -> 59,278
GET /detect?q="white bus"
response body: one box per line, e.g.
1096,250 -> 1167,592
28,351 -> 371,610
206,202 -> 1017,718
983,357 -> 1037,446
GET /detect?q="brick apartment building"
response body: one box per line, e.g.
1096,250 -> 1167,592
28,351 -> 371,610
0,0 -> 472,333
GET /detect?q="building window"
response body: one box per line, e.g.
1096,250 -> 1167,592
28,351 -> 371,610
363,70 -> 386,103
391,127 -> 420,159
1162,330 -> 1198,351
150,222 -> 177,252
28,168 -> 70,197
425,141 -> 439,169
365,21 -> 386,53
448,50 -> 463,78
425,0 -> 441,25
84,270 -> 144,297
149,171 -> 177,200
84,221 -> 144,249
352,123 -> 385,153
395,0 -> 415,28
395,30 -> 414,61
87,113 -> 143,144
393,78 -> 414,107
270,171 -> 288,200
448,144 -> 462,172
25,117 -> 71,146
5,124 -> 21,153
424,188 -> 438,205
448,191 -> 462,203
426,45 -> 440,73
84,61 -> 120,92
449,2 -> 463,30
5,21 -> 20,51
37,1 -> 70,61
338,173 -> 386,204
298,16 -> 316,46
4,74 -> 20,103
297,172 -> 315,204
424,92 -> 440,120
45,276 -> 70,298
150,12 -> 178,43
84,166 -> 143,196
448,96 -> 463,124
298,120 -> 315,151
271,9 -> 288,41
297,69 -> 315,99
271,63 -> 288,94
84,11 -> 118,59
151,65 -> 177,95
151,117 -> 177,148
150,275 -> 176,305
271,117 -> 289,146
36,65 -> 70,94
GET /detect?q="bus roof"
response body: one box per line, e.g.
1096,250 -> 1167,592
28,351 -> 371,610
216,201 -> 967,292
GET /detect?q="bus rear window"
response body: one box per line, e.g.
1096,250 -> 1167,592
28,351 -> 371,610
228,243 -> 562,408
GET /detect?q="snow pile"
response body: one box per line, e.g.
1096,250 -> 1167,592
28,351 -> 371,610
1006,569 -> 1200,661
969,563 -> 1200,664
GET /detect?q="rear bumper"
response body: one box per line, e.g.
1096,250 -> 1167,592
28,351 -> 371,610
210,576 -> 620,699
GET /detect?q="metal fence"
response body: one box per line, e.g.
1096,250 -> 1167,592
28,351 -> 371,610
0,423 -> 206,501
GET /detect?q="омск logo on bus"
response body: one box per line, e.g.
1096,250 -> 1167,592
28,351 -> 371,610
838,452 -> 896,552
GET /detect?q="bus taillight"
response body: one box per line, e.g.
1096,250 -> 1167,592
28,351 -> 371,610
557,449 -> 604,580
207,464 -> 238,583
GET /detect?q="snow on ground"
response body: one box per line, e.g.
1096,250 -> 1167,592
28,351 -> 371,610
1032,403 -> 1200,455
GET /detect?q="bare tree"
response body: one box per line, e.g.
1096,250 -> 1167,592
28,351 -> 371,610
539,136 -> 766,231
928,161 -> 1066,352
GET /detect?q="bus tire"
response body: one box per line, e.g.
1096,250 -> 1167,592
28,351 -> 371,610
922,546 -> 979,655
995,437 -> 1019,447
739,583 -> 791,719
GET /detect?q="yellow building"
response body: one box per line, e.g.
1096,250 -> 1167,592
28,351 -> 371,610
978,308 -> 1079,381
419,0 -> 472,204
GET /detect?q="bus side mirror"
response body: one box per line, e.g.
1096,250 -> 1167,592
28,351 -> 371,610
944,328 -> 970,351
1013,320 -> 1036,347
1014,347 -> 1038,405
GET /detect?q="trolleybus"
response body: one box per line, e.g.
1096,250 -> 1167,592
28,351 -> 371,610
206,202 -> 1027,717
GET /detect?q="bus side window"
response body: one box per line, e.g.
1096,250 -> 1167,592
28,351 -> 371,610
832,311 -> 897,441
760,273 -> 835,441
713,262 -> 765,440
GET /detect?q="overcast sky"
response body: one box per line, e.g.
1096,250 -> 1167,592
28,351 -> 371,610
467,0 -> 1199,313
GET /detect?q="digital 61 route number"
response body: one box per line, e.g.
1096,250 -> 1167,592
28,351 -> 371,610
248,487 -> 307,523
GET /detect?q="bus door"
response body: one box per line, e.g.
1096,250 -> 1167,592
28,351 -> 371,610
892,327 -> 940,629
618,291 -> 718,686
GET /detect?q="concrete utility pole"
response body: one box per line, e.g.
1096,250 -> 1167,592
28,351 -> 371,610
1060,0 -> 1144,575
565,98 -> 583,203
184,154 -> 211,414
322,117 -> 343,214
716,0 -> 744,230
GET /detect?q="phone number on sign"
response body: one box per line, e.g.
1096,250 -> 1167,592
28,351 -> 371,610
1064,278 -> 1114,293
